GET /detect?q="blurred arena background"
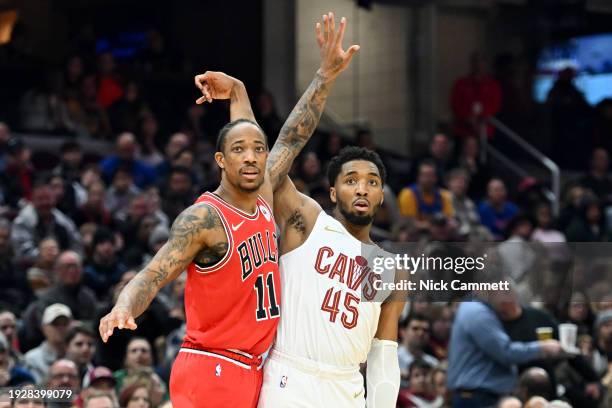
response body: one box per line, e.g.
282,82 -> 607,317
0,0 -> 612,407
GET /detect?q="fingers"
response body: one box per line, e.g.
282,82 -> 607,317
193,75 -> 204,91
328,12 -> 335,39
194,72 -> 212,89
99,310 -> 136,343
127,316 -> 138,330
335,17 -> 347,48
322,14 -> 329,43
194,77 -> 213,104
315,22 -> 324,48
99,315 -> 115,343
203,84 -> 212,102
345,44 -> 361,61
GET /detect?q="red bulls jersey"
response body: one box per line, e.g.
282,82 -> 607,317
183,192 -> 279,356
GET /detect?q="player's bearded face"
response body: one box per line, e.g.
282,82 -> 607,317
218,124 -> 268,193
332,160 -> 383,226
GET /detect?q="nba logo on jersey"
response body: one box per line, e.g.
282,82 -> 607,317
279,375 -> 287,388
259,204 -> 271,222
215,364 -> 221,377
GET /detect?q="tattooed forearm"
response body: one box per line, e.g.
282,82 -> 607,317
114,203 -> 224,318
267,70 -> 333,189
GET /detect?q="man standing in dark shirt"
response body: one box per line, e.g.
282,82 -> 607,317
500,289 -> 601,405
499,290 -> 559,379
579,148 -> 612,203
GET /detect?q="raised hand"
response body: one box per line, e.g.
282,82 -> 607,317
194,71 -> 241,104
98,306 -> 138,343
316,12 -> 360,80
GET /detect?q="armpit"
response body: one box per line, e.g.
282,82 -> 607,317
287,209 -> 306,234
194,241 -> 229,268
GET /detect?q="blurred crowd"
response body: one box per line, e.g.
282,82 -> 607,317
0,27 -> 612,408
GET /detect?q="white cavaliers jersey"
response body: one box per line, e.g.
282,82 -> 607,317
273,211 -> 390,367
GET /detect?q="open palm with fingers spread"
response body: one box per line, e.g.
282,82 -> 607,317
316,12 -> 360,80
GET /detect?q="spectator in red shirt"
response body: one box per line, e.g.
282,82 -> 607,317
97,52 -> 124,109
450,52 -> 502,138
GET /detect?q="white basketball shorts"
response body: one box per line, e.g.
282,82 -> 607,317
257,349 -> 365,408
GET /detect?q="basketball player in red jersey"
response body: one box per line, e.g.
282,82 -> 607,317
98,12 -> 359,407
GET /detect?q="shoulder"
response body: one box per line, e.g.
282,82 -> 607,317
478,202 -> 491,212
80,286 -> 98,301
398,187 -> 416,200
524,306 -> 556,323
506,202 -> 519,213
424,353 -> 439,366
457,301 -> 491,323
440,189 -> 453,201
24,346 -> 42,359
53,209 -> 76,227
100,156 -> 117,168
172,202 -> 223,229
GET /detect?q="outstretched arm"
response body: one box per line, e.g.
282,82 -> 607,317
366,300 -> 404,408
366,266 -> 408,408
99,203 -> 224,342
266,12 -> 359,190
194,71 -> 256,122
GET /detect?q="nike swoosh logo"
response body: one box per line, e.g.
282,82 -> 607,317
324,225 -> 344,234
353,389 -> 364,398
232,221 -> 245,231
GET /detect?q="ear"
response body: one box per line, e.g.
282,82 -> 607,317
214,152 -> 225,170
329,186 -> 337,204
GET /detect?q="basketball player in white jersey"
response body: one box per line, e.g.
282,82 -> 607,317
193,13 -> 399,406
258,145 -> 404,407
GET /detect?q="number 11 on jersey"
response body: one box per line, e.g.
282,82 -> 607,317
254,272 -> 280,321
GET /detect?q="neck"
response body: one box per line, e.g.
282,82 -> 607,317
420,185 -> 434,195
333,208 -> 373,243
508,305 -> 522,320
592,169 -> 605,178
490,200 -> 504,210
48,340 -> 65,354
215,180 -> 259,214
408,344 -> 422,356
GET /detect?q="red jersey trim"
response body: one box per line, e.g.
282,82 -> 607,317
193,201 -> 234,274
205,192 -> 260,220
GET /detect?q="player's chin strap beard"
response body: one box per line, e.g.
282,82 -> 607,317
338,203 -> 375,226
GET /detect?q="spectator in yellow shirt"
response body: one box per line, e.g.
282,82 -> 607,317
398,160 -> 454,231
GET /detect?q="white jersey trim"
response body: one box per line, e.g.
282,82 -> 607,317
205,192 -> 260,219
178,348 -> 251,369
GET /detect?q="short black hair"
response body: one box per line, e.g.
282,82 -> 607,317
65,323 -> 95,345
418,158 -> 437,173
400,312 -> 430,329
216,119 -> 267,153
408,358 -> 432,377
326,146 -> 386,187
168,165 -> 192,179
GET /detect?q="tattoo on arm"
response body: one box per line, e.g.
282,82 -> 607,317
114,204 -> 224,317
194,242 -> 229,267
267,71 -> 332,189
287,209 -> 307,234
